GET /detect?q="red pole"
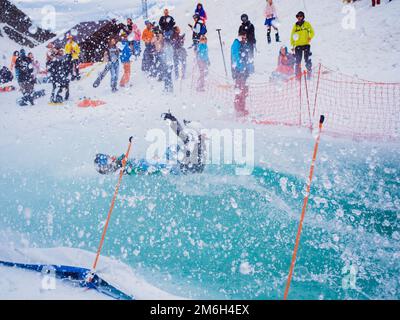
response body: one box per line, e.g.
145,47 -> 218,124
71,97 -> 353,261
283,115 -> 325,300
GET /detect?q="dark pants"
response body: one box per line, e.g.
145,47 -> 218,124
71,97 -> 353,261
19,82 -> 34,105
71,59 -> 80,80
372,0 -> 380,6
295,45 -> 312,76
142,45 -> 155,73
248,44 -> 255,74
163,65 -> 174,92
173,48 -> 187,79
51,82 -> 69,102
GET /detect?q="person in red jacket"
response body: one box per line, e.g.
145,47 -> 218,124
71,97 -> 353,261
270,46 -> 295,82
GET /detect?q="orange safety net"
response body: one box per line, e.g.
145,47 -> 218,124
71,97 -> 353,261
190,64 -> 400,141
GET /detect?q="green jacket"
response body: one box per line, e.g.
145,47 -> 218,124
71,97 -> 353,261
290,21 -> 315,48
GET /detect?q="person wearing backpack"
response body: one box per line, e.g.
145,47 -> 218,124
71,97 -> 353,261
188,14 -> 207,51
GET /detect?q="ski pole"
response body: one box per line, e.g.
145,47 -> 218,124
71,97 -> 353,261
88,136 -> 134,282
283,115 -> 325,300
216,28 -> 229,79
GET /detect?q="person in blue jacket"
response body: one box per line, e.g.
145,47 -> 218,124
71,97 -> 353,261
196,35 -> 210,92
231,31 -> 251,116
119,32 -> 133,87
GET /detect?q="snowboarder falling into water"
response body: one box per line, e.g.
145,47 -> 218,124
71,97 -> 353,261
94,112 -> 206,176
290,11 -> 315,79
264,0 -> 280,44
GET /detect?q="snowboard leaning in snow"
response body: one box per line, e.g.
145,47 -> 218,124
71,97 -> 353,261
93,63 -> 111,88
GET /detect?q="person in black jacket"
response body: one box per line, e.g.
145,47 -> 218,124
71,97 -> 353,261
49,49 -> 71,103
14,49 -> 35,105
238,14 -> 256,74
0,66 -> 13,84
159,8 -> 175,39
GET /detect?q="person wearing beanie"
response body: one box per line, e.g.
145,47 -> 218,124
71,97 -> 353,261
290,11 -> 314,78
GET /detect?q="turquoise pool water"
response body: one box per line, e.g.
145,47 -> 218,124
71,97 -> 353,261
0,149 -> 399,299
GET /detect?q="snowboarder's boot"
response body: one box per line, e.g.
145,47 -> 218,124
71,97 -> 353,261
275,32 -> 280,42
28,96 -> 35,106
18,96 -> 29,106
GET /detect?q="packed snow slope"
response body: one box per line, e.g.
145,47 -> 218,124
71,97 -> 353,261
0,0 -> 399,299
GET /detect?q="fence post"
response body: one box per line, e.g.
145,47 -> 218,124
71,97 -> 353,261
304,70 -> 312,131
299,72 -> 302,126
312,63 -> 322,118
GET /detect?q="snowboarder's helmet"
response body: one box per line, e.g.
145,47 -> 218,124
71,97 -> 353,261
296,11 -> 305,18
241,14 -> 249,22
19,49 -> 26,57
193,13 -> 200,20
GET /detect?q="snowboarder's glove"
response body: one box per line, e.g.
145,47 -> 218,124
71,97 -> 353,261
162,112 -> 177,122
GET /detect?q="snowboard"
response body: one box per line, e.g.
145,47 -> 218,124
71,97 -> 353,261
0,260 -> 133,300
0,85 -> 16,92
93,63 -> 111,88
17,89 -> 45,106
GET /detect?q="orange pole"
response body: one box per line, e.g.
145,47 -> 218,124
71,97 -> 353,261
283,115 -> 325,300
89,137 -> 133,280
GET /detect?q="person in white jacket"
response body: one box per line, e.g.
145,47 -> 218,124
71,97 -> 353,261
264,0 -> 280,44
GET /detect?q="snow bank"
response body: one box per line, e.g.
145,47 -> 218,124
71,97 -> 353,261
0,240 -> 185,300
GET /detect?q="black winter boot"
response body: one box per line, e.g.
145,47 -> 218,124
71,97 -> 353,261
267,30 -> 271,44
275,32 -> 280,42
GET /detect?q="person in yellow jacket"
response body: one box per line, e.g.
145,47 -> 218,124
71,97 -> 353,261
290,11 -> 314,78
65,35 -> 81,80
